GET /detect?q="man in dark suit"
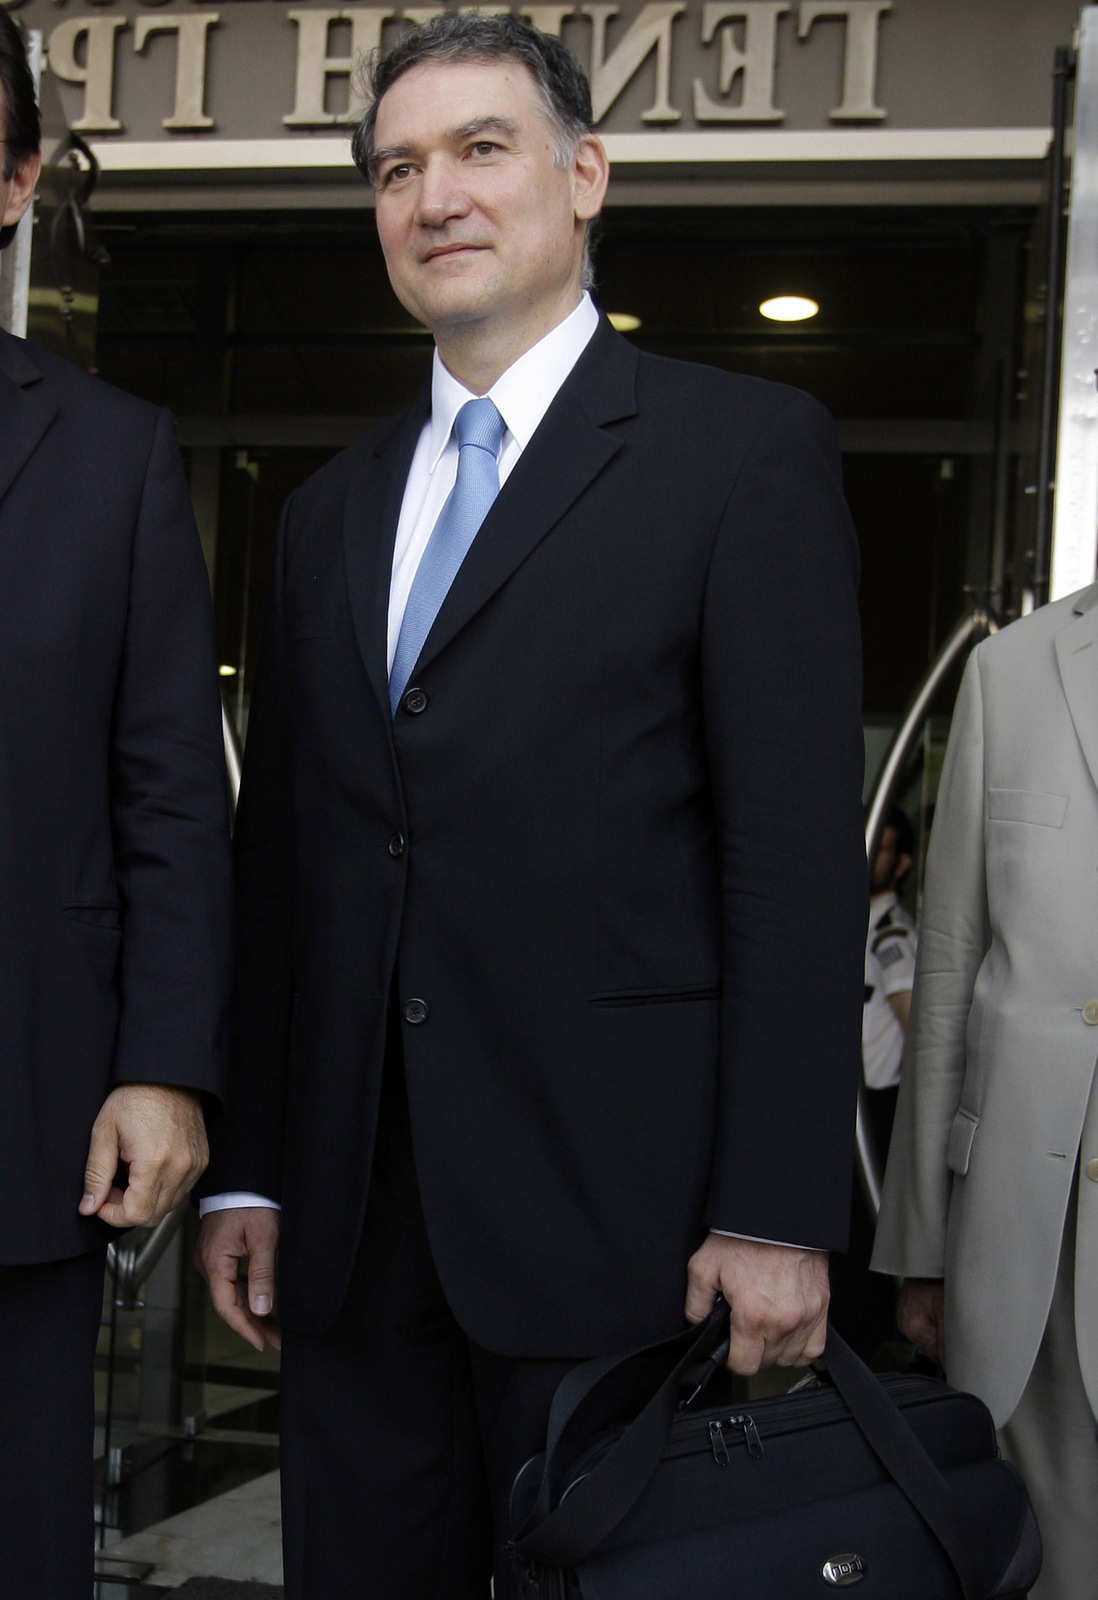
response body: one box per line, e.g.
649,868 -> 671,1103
0,16 -> 233,1597
197,15 -> 865,1598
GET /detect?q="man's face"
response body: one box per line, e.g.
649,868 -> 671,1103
372,58 -> 605,345
871,826 -> 912,894
0,85 -> 41,240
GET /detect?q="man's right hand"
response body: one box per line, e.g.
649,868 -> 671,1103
195,1207 -> 282,1353
897,1277 -> 945,1366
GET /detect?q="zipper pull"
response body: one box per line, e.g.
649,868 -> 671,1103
742,1415 -> 764,1459
709,1418 -> 730,1465
727,1413 -> 764,1459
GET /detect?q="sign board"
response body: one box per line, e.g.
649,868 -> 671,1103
0,0 -> 1074,171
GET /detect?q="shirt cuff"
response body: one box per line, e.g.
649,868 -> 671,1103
710,1229 -> 811,1250
198,1192 -> 282,1217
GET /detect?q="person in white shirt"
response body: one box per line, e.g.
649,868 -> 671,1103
863,804 -> 918,1147
828,807 -> 917,1361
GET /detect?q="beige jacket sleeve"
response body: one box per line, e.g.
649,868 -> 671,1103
871,647 -> 991,1279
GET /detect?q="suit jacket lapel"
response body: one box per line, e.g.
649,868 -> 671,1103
412,319 -> 638,685
342,384 -> 431,723
0,331 -> 59,507
1056,585 -> 1098,799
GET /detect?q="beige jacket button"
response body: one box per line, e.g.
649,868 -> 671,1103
1084,1000 -> 1098,1025
1087,1159 -> 1098,1183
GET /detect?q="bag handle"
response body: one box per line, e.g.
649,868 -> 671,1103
513,1300 -> 731,1568
514,1313 -> 984,1600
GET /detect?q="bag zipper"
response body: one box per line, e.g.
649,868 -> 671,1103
558,1374 -> 953,1493
668,1374 -> 948,1463
709,1414 -> 764,1464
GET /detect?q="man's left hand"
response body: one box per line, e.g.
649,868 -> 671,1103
78,1084 -> 209,1229
684,1233 -> 829,1374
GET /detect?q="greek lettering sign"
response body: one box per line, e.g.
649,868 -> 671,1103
0,0 -> 1075,163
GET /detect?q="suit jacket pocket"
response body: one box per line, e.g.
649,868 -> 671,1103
586,982 -> 720,1007
986,788 -> 1068,827
947,1108 -> 980,1175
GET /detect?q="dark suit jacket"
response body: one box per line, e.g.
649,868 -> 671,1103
206,318 -> 866,1354
0,329 -> 233,1264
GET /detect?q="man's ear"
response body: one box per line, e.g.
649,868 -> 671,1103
2,149 -> 41,233
895,853 -> 913,886
572,133 -> 609,222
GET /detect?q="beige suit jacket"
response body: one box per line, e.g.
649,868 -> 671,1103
872,584 -> 1098,1427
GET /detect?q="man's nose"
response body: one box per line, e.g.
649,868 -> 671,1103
414,160 -> 472,226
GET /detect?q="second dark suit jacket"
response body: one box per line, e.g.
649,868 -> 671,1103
0,329 -> 233,1264
206,318 -> 867,1355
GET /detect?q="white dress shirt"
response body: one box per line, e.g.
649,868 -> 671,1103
387,292 -> 600,672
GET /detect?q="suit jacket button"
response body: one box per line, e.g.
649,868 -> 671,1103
402,998 -> 429,1025
1084,999 -> 1098,1025
388,832 -> 405,858
404,687 -> 428,714
1087,1158 -> 1098,1183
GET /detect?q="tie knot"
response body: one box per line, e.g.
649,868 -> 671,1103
454,396 -> 505,457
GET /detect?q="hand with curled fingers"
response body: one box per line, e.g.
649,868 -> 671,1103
195,1207 -> 282,1353
897,1277 -> 945,1367
78,1083 -> 209,1230
684,1233 -> 830,1374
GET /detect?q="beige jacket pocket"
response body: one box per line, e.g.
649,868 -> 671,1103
986,789 -> 1068,827
947,1108 -> 980,1175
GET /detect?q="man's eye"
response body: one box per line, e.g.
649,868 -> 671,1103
382,164 -> 412,186
471,142 -> 499,156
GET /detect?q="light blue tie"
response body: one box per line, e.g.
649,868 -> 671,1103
389,397 -> 506,716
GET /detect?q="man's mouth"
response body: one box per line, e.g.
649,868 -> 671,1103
422,242 -> 484,262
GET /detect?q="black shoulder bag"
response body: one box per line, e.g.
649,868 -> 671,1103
509,1301 -> 1041,1599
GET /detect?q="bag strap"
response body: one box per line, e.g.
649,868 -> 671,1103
515,1317 -> 986,1600
513,1302 -> 731,1567
822,1327 -> 983,1600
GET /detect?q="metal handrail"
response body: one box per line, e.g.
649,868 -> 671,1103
856,608 -> 998,1221
106,1204 -> 189,1302
105,702 -> 243,1299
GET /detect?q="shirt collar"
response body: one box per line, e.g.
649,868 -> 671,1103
426,293 -> 600,473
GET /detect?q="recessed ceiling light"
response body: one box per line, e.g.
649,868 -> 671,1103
759,296 -> 819,323
219,664 -> 238,677
608,312 -> 642,333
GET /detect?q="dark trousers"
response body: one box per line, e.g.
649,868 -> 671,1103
0,1248 -> 105,1600
280,1037 -> 576,1600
